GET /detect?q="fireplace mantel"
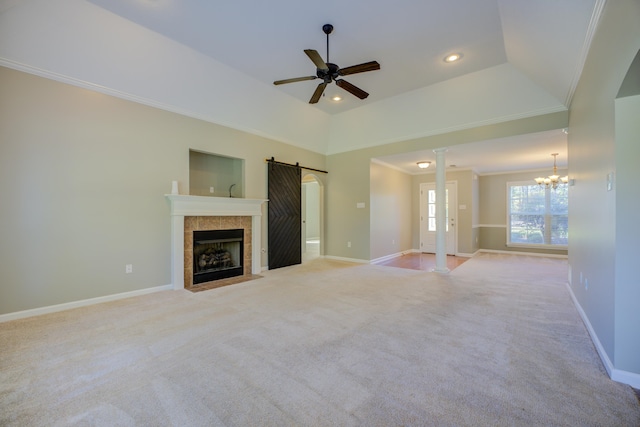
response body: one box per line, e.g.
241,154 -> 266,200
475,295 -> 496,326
166,195 -> 267,290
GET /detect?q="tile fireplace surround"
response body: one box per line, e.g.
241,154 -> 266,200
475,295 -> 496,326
166,195 -> 267,290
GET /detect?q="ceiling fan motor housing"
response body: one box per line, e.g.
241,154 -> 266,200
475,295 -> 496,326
317,62 -> 340,83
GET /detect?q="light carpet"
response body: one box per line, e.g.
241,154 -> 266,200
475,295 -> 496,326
1,253 -> 639,426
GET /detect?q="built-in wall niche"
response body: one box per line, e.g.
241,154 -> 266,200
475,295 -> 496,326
189,150 -> 244,198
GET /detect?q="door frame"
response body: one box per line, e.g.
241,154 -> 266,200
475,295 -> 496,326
419,181 -> 457,255
301,173 -> 324,261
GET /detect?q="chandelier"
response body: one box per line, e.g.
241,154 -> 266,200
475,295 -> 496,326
534,153 -> 568,190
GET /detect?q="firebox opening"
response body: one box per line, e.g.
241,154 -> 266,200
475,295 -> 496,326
193,229 -> 244,284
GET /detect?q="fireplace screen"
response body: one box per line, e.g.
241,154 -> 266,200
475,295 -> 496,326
193,229 -> 244,284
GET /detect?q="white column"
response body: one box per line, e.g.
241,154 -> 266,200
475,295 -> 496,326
171,215 -> 185,290
251,215 -> 262,274
433,148 -> 450,273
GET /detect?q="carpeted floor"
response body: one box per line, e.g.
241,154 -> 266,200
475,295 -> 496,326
1,253 -> 639,426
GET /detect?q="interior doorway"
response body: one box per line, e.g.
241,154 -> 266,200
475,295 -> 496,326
302,174 -> 323,261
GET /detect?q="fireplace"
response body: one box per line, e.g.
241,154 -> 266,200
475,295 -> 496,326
165,194 -> 267,291
193,229 -> 244,283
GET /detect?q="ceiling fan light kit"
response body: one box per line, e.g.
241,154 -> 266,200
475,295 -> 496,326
274,24 -> 380,104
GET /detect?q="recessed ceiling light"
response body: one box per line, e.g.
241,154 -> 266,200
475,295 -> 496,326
444,53 -> 462,63
331,95 -> 342,102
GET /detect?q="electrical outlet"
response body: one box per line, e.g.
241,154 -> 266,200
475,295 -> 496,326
209,186 -> 215,193
125,264 -> 133,274
347,241 -> 351,248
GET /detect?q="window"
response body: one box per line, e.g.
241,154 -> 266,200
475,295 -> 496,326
507,182 -> 568,247
427,189 -> 449,232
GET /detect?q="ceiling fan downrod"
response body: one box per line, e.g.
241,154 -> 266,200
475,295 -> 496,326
323,24 -> 333,63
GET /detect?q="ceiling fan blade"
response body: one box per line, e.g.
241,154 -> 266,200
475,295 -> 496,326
309,82 -> 328,104
273,76 -> 317,85
338,61 -> 380,76
304,49 -> 329,71
336,79 -> 369,99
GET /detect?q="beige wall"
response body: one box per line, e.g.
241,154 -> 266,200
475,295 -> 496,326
568,0 -> 640,377
0,64 -> 570,317
189,150 -> 244,198
0,66 -> 325,315
370,162 -> 412,260
614,93 -> 640,372
326,111 -> 567,261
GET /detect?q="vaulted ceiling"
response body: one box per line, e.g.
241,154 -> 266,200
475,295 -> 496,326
0,0 -> 603,172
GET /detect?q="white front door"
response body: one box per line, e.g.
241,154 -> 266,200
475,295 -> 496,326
420,182 -> 457,254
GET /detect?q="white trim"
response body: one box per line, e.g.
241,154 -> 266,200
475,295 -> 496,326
0,284 -> 173,323
324,256 -> 369,264
611,368 -> 640,390
476,166 -> 568,177
565,283 -> 640,389
165,195 -> 267,290
370,252 -> 401,264
419,181 -> 458,255
0,58 -> 326,156
564,0 -> 607,106
505,180 -> 568,248
411,166 -> 477,176
165,194 -> 266,217
369,250 -> 418,264
478,249 -> 568,259
455,252 -> 475,258
370,158 -> 408,174
506,243 -> 568,251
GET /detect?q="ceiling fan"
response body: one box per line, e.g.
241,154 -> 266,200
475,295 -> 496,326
273,24 -> 380,104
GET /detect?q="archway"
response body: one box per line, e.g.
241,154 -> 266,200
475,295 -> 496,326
302,174 -> 323,261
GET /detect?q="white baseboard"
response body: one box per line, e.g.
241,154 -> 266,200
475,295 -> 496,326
0,284 -> 173,323
478,249 -> 568,259
371,250 -> 475,262
611,368 -> 640,390
369,250 -> 418,264
455,252 -> 476,258
565,283 -> 640,389
324,255 -> 369,264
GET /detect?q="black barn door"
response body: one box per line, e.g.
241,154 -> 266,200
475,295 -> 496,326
268,162 -> 302,269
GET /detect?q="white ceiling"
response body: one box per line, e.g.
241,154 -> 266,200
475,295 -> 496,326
1,0 -> 601,173
84,0 -> 508,114
84,0 -> 597,115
